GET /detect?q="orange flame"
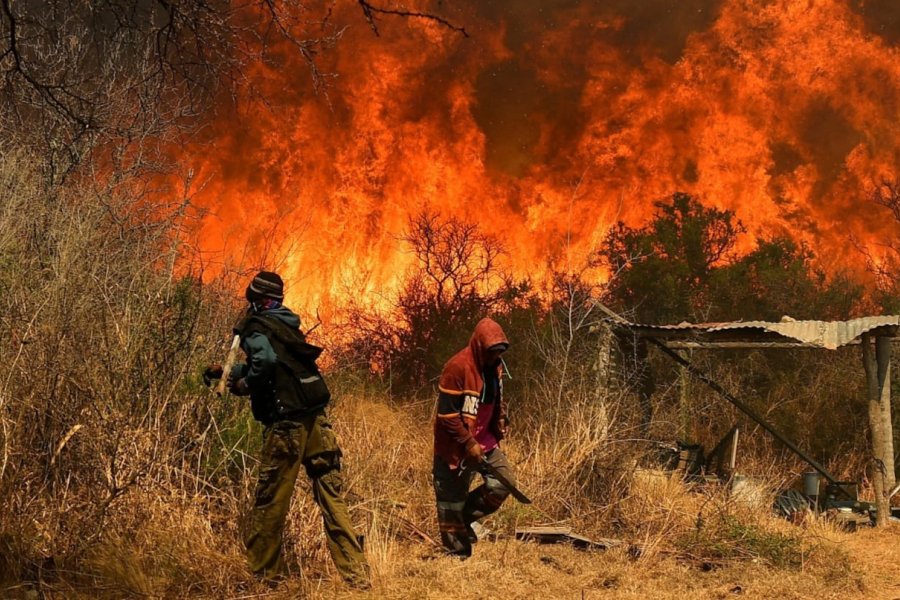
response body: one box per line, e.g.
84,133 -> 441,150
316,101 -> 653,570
188,0 -> 900,312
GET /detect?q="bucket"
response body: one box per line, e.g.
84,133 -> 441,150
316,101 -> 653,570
802,472 -> 820,497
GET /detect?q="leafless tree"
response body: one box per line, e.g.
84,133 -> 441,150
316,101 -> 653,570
872,179 -> 900,221
858,179 -> 900,293
400,209 -> 513,314
0,0 -> 336,181
357,0 -> 468,37
1,0 -> 466,185
339,209 -> 528,393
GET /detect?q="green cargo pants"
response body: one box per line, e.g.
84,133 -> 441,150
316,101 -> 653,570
245,411 -> 369,586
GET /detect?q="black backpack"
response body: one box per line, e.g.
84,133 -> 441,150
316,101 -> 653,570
240,314 -> 331,421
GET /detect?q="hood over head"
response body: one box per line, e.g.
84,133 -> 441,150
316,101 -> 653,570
469,318 -> 509,368
260,305 -> 301,329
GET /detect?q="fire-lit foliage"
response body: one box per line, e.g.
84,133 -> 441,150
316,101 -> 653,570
338,210 -> 532,393
598,192 -> 865,324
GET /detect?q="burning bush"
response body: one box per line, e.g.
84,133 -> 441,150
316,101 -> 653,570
338,209 -> 532,395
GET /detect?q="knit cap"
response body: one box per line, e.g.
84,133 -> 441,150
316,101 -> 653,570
246,271 -> 284,301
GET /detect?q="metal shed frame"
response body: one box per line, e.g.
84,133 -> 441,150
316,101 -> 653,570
598,306 -> 898,525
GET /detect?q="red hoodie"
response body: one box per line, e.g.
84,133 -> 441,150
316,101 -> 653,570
434,318 -> 509,469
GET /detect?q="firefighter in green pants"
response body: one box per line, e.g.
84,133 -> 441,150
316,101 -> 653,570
205,271 -> 369,586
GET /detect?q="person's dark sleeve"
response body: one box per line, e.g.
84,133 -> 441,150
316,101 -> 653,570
241,332 -> 277,391
229,363 -> 250,382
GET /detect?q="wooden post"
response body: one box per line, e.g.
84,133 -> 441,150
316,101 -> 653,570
593,322 -> 615,397
862,333 -> 893,527
636,338 -> 655,437
679,364 -> 691,442
876,336 -> 896,494
895,364 -> 900,483
592,323 -> 614,441
615,332 -> 655,437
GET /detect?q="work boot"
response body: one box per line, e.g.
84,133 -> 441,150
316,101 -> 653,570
465,523 -> 477,544
342,562 -> 372,591
345,575 -> 371,591
467,521 -> 490,543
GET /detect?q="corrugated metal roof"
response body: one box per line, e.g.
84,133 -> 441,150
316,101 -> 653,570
615,316 -> 900,350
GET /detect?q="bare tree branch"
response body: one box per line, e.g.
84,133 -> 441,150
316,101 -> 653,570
0,1 -> 351,184
357,0 -> 468,37
873,179 -> 900,222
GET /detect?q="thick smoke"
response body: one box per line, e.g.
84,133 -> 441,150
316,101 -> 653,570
471,1 -> 723,176
850,0 -> 900,45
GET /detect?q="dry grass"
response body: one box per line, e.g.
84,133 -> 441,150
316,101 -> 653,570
6,392 -> 896,600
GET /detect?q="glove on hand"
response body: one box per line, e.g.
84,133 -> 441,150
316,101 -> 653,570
228,376 -> 250,396
202,364 -> 223,387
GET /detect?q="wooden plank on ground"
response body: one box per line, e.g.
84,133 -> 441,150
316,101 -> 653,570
515,526 -> 622,550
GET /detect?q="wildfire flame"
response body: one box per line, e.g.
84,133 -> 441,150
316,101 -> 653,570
190,0 -> 900,313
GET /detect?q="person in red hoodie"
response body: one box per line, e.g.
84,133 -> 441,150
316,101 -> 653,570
432,317 -> 514,557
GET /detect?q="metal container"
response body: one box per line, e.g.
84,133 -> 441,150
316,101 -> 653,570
802,472 -> 820,497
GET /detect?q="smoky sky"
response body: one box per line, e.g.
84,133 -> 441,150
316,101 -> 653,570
799,98 -> 864,201
850,0 -> 900,45
468,0 -> 724,176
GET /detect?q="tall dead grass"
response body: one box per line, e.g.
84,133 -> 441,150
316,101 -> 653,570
25,390 -> 870,599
